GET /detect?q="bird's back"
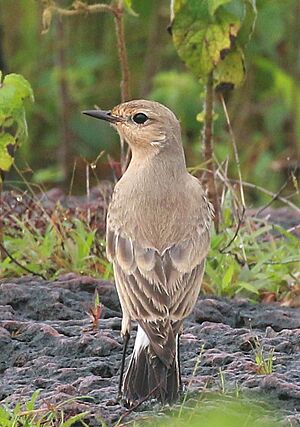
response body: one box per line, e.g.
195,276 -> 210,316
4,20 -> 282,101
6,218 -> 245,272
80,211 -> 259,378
107,158 -> 212,254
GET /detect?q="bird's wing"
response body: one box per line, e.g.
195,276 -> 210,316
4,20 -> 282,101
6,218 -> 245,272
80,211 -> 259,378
107,219 -> 210,323
108,225 -> 175,365
107,226 -> 170,320
165,230 -> 210,320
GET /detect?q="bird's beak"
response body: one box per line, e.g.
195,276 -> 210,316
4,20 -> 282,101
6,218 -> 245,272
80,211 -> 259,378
82,109 -> 123,124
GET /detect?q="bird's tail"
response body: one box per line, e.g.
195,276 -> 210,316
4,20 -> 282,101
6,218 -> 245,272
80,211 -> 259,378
122,324 -> 180,404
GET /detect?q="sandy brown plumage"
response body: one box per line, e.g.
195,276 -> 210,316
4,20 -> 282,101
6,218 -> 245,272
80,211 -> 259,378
83,100 -> 213,405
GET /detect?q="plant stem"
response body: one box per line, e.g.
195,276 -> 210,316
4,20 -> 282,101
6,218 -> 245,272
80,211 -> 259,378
203,72 -> 220,231
114,0 -> 131,174
114,1 -> 131,102
56,18 -> 74,188
220,94 -> 246,210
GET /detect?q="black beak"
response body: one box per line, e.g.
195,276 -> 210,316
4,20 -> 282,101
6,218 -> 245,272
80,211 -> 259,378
82,109 -> 122,124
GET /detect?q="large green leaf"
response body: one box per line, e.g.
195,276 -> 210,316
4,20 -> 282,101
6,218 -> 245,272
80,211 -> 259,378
3,73 -> 34,102
0,73 -> 33,183
171,0 -> 257,88
0,73 -> 33,125
0,134 -> 15,172
209,0 -> 232,16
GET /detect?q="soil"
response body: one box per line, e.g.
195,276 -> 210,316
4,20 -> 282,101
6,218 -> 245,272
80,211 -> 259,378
0,274 -> 299,426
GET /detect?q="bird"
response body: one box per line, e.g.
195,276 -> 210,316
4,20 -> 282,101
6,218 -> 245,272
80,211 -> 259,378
83,100 -> 213,405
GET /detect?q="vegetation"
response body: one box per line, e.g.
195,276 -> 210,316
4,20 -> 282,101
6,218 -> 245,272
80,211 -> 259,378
0,389 -> 284,427
1,193 -> 299,305
0,0 -> 299,200
205,212 -> 300,304
0,1 -> 299,425
131,395 -> 282,427
0,391 -> 92,427
0,0 -> 299,301
0,72 -> 33,189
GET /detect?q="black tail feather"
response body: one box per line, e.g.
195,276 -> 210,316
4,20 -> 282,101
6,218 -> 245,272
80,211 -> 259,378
123,345 -> 180,404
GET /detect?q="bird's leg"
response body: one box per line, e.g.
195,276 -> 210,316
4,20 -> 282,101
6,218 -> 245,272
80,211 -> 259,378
177,333 -> 183,392
118,331 -> 130,400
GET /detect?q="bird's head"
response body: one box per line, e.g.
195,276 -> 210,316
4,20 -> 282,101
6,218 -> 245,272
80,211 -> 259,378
83,100 -> 182,155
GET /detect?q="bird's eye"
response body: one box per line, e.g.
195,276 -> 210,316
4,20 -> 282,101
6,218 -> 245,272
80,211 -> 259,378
132,113 -> 148,124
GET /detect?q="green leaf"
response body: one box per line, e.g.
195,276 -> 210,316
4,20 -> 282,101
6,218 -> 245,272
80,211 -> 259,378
25,390 -> 41,412
214,49 -> 245,89
222,262 -> 235,289
0,73 -> 34,127
3,73 -> 34,102
171,0 -> 257,87
60,412 -> 89,427
237,0 -> 257,46
0,134 -> 15,172
209,0 -> 231,16
123,0 -> 138,17
237,281 -> 259,294
0,73 -> 33,182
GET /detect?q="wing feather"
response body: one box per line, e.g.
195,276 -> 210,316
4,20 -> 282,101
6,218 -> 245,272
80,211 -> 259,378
107,226 -> 209,320
116,234 -> 135,272
107,223 -> 210,365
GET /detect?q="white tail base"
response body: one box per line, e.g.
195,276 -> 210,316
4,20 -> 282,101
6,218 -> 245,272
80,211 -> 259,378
133,325 -> 150,359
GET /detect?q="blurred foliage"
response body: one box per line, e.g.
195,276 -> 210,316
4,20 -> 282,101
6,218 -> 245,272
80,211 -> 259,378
0,0 -> 299,203
171,0 -> 256,89
133,394 -> 283,427
0,390 -> 284,427
0,72 -> 33,186
0,390 -> 89,427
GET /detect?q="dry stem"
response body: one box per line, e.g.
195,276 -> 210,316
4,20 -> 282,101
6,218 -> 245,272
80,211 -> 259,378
220,94 -> 246,210
203,72 -> 220,231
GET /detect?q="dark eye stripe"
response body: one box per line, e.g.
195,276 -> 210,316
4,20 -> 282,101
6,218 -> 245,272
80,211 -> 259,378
132,113 -> 148,124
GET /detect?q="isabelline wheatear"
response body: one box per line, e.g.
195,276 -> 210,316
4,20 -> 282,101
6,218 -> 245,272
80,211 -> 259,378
83,100 -> 213,404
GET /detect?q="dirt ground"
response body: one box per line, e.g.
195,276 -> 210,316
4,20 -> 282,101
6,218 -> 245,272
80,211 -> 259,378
0,274 -> 299,426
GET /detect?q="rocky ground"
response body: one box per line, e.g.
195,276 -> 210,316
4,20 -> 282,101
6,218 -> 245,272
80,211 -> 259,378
0,274 -> 299,426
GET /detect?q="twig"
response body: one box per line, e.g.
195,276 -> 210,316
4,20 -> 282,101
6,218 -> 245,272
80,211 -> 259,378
214,155 -> 243,217
219,206 -> 246,253
114,1 -> 131,102
202,72 -> 220,231
222,250 -> 246,266
0,241 -> 47,280
256,175 -> 291,216
220,95 -> 246,210
287,224 -> 300,233
217,177 -> 300,214
114,1 -> 131,174
86,162 -> 91,226
13,165 -> 61,226
219,156 -> 229,211
262,258 -> 300,266
45,1 -> 114,16
114,384 -> 161,426
214,158 -> 247,261
68,159 -> 77,196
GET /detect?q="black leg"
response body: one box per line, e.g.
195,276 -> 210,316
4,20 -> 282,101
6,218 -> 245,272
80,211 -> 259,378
177,334 -> 183,392
118,331 -> 130,399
